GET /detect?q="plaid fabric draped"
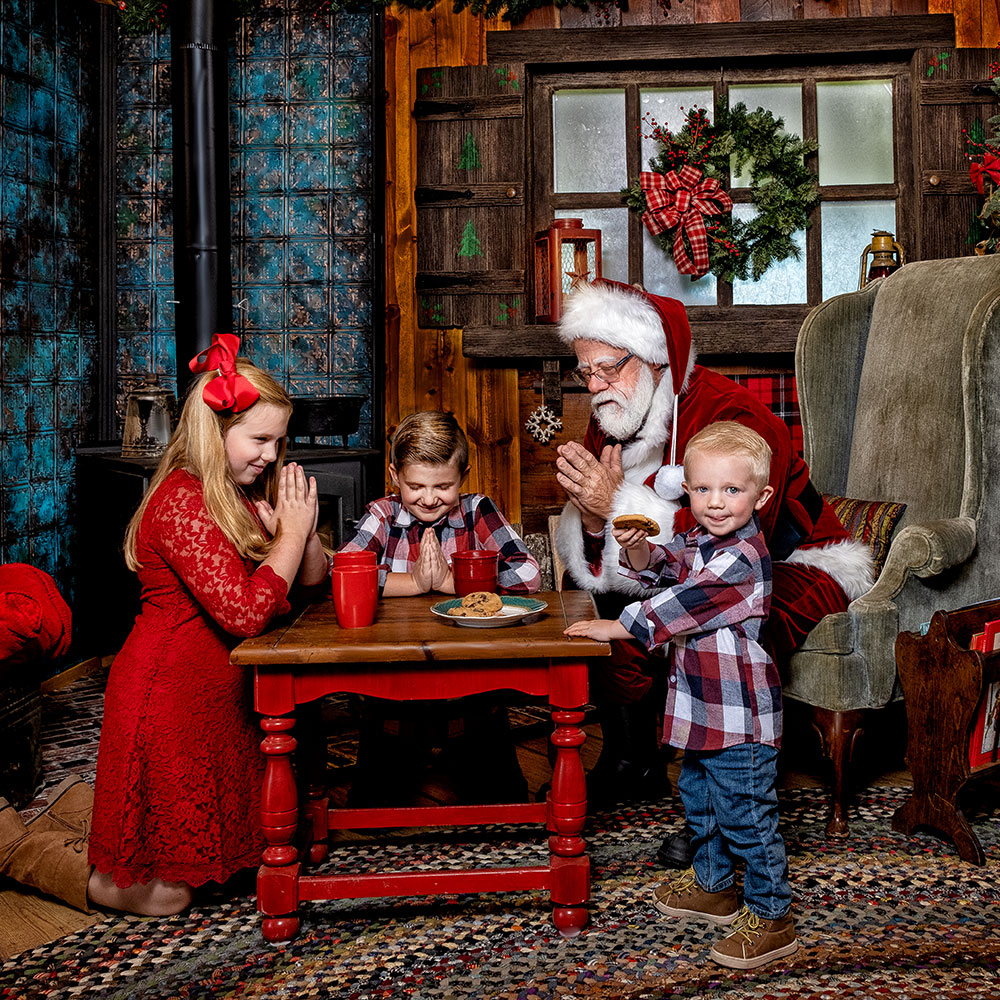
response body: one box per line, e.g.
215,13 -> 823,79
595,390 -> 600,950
639,166 -> 733,276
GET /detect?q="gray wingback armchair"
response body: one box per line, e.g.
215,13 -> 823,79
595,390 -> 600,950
787,253 -> 1000,837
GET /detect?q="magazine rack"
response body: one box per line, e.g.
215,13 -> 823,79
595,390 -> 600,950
891,599 -> 1000,864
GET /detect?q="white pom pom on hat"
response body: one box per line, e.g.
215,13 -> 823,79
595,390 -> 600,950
653,464 -> 686,500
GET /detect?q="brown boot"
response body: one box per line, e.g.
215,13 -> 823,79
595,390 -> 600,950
709,905 -> 798,969
652,867 -> 739,925
0,819 -> 94,914
27,775 -> 94,835
0,799 -> 29,852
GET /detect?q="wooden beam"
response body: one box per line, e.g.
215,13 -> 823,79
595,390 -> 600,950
462,314 -> 808,360
487,15 -> 956,64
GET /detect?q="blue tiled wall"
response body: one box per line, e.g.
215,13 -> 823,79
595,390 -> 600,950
0,1 -> 99,594
116,0 -> 376,445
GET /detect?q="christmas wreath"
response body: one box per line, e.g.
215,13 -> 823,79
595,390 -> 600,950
623,101 -> 820,283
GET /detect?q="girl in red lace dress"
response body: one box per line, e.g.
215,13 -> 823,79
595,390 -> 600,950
82,345 -> 327,915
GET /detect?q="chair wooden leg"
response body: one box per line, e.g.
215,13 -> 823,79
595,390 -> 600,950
810,707 -> 864,839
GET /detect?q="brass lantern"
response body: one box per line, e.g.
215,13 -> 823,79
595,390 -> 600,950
859,230 -> 906,288
534,218 -> 602,323
121,374 -> 176,459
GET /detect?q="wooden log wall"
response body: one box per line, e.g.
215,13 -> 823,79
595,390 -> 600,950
384,0 -> 1000,527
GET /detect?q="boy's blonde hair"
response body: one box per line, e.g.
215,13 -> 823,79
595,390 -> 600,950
684,421 -> 772,489
124,358 -> 292,570
389,410 -> 469,470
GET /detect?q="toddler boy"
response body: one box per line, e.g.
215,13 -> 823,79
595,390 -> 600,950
564,420 -> 797,969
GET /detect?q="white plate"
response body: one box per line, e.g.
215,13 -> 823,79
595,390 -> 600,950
430,596 -> 548,628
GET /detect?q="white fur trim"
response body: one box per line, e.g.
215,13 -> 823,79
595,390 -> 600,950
555,484 -> 681,595
654,464 -> 686,500
783,539 -> 875,601
558,282 -> 670,364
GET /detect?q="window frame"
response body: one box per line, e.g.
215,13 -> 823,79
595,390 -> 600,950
530,58 -> 913,351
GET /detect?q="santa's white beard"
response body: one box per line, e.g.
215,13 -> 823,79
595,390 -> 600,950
591,363 -> 656,442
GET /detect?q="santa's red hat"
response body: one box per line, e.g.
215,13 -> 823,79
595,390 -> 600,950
556,279 -> 692,397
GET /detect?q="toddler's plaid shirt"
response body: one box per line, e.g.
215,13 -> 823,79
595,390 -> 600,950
342,493 -> 541,594
619,516 -> 781,751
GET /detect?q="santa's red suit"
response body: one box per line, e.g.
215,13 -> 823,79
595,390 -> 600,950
555,280 -> 874,704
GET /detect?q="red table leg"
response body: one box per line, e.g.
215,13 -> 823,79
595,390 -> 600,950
548,707 -> 589,936
259,715 -> 301,942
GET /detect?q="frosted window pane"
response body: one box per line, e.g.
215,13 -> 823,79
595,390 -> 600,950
727,85 -> 802,189
731,205 -> 807,304
821,201 -> 896,299
562,207 -> 628,283
553,90 -> 626,193
817,81 -> 893,185
642,225 -> 717,306
639,88 -> 714,171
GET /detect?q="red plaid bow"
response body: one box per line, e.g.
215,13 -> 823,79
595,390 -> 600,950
970,151 -> 1000,195
188,333 -> 260,413
639,166 -> 733,276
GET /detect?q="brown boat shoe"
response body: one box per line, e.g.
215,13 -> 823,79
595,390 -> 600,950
709,905 -> 798,969
652,867 -> 739,925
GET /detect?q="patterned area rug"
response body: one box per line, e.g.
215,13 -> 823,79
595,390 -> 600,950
3,676 -> 999,999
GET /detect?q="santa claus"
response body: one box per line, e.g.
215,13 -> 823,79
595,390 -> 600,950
553,279 -> 873,860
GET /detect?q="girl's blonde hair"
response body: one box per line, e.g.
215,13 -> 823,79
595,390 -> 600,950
684,420 -> 772,489
124,359 -> 292,570
389,410 -> 469,470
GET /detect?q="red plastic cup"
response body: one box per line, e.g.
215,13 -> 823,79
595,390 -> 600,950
333,549 -> 378,568
451,550 -> 499,598
331,565 -> 378,628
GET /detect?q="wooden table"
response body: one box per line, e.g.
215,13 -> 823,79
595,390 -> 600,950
231,589 -> 609,943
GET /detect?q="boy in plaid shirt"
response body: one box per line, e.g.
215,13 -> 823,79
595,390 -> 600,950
565,421 -> 798,970
343,410 -> 540,595
340,410 -> 540,805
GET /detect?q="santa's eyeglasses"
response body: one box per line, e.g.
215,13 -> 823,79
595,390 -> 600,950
569,351 -> 635,388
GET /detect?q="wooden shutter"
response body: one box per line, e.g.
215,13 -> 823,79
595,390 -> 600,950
916,47 -> 998,261
413,63 -> 526,330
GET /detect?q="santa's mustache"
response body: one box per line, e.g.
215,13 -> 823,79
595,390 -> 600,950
591,387 -> 627,409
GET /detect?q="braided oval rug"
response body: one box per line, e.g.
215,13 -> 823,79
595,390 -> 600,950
2,676 -> 999,999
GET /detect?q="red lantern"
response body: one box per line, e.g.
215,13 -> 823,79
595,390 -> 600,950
533,218 -> 602,323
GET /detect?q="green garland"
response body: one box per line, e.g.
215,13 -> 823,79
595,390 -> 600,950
623,101 -> 820,284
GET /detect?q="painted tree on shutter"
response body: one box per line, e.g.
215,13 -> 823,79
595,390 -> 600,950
413,63 -> 527,330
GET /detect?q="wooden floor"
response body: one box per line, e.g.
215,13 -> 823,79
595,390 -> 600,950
0,699 -> 914,960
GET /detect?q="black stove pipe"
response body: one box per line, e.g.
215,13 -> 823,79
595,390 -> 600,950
171,0 -> 232,400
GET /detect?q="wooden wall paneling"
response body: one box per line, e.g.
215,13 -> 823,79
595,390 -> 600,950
740,0 -> 803,22
892,0 -> 930,16
618,0 -> 656,28
695,0 -> 742,22
465,363 -> 522,522
518,370 -> 594,533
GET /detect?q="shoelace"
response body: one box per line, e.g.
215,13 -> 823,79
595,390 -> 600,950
728,906 -> 764,943
67,819 -> 91,854
669,868 -> 698,897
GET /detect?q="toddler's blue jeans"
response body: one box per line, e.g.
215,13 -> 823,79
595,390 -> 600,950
677,741 -> 791,920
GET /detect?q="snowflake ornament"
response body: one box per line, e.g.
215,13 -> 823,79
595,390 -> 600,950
525,405 -> 563,445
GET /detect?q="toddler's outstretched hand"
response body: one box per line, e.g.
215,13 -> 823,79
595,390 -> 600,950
612,525 -> 650,550
563,618 -> 630,642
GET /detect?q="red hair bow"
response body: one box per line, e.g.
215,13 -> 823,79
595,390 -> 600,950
188,333 -> 260,413
970,152 -> 1000,195
639,166 -> 733,277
